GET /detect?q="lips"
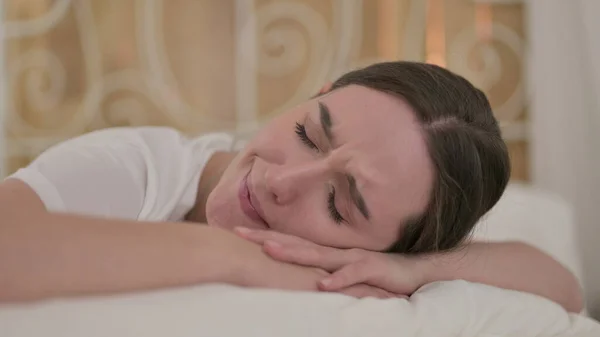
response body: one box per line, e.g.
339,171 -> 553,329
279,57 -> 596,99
239,170 -> 269,228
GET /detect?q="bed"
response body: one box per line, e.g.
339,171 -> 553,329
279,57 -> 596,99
1,183 -> 599,337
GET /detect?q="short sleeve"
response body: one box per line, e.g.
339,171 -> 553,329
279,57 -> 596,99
8,129 -> 148,220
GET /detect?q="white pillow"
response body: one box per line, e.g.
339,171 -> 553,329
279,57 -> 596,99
1,281 -> 598,337
2,183 -> 591,337
472,183 -> 584,285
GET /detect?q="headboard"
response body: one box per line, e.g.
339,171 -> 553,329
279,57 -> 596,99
1,0 -> 528,181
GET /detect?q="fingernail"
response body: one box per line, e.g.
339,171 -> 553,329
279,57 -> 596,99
264,240 -> 282,249
319,278 -> 332,288
234,227 -> 252,235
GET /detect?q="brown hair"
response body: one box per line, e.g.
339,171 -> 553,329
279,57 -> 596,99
330,61 -> 510,254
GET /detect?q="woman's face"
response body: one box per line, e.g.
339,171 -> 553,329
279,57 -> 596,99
206,85 -> 434,251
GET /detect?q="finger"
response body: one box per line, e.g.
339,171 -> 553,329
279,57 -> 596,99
234,227 -> 308,246
263,243 -> 360,271
337,285 -> 394,299
318,260 -> 374,291
263,241 -> 330,268
321,260 -> 411,295
337,287 -> 370,299
233,227 -> 269,244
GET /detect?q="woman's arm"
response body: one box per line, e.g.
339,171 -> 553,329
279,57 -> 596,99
0,179 -> 325,302
235,229 -> 584,313
419,241 -> 584,312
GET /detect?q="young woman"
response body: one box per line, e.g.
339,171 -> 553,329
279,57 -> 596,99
0,62 -> 583,312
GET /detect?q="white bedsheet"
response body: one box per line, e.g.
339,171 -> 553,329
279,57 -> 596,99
1,281 -> 598,337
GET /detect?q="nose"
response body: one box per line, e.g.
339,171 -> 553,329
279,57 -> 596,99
264,160 -> 329,204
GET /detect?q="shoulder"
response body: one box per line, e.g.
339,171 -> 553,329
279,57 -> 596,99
6,126 -> 236,220
48,126 -> 186,149
33,126 -> 236,161
71,126 -> 236,152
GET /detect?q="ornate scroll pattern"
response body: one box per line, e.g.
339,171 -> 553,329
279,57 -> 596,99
1,0 -> 527,179
446,18 -> 527,133
234,0 -> 367,140
8,47 -> 67,124
3,0 -> 72,39
254,0 -> 333,118
232,0 -> 386,148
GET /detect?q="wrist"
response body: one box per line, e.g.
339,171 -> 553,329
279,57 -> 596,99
187,226 -> 255,286
411,253 -> 442,287
415,247 -> 472,286
201,228 -> 327,291
214,232 -> 292,289
230,244 -> 272,288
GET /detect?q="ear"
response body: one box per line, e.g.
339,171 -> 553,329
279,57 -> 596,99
318,82 -> 333,95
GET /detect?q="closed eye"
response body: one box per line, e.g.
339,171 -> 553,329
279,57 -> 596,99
328,185 -> 345,224
296,121 -> 344,224
295,122 -> 319,152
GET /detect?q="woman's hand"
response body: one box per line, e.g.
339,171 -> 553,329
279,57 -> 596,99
234,228 -> 585,313
234,227 -> 422,298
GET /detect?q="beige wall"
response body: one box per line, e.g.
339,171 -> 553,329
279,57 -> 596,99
1,0 -> 528,180
526,0 -> 600,317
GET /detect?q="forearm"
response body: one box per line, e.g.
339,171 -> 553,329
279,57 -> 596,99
0,210 -> 327,302
420,241 -> 583,313
0,211 -> 247,302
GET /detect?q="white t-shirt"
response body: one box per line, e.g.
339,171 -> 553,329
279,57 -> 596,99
7,127 -> 235,222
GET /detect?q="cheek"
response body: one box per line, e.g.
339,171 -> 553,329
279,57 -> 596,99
280,198 -> 368,249
205,188 -> 233,228
368,217 -> 403,251
205,176 -> 247,230
290,197 -> 395,249
248,127 -> 293,164
276,192 -> 333,241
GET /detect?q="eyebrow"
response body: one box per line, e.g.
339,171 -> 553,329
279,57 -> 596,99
319,102 -> 333,142
347,175 -> 370,220
318,101 -> 371,221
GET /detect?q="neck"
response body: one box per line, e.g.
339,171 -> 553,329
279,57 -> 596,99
185,151 -> 237,223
